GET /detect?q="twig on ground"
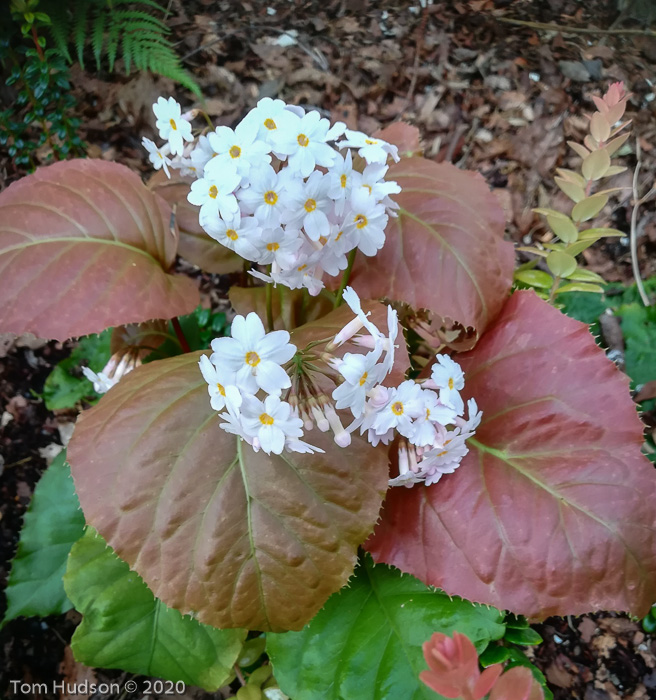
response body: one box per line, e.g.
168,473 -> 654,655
496,16 -> 656,38
630,140 -> 651,306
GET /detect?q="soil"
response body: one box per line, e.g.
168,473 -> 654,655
2,0 -> 656,698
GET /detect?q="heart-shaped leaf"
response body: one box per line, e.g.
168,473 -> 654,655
2,451 -> 85,627
367,291 -> 656,618
64,528 -> 245,690
149,171 -> 242,274
0,160 -> 199,340
267,555 -> 505,700
67,346 -> 391,632
348,158 -> 514,340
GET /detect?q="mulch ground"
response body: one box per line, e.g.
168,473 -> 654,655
2,0 -> 656,698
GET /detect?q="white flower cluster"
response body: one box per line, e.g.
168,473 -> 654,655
144,96 -> 401,295
199,287 -> 481,487
328,288 -> 481,487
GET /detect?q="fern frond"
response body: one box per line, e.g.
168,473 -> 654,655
72,0 -> 92,67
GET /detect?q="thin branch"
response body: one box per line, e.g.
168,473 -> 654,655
630,140 -> 651,307
496,17 -> 656,38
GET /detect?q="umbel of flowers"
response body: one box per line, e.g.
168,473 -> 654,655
138,96 -> 482,487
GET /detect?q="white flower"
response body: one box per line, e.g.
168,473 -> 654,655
242,97 -> 299,144
334,286 -> 384,345
282,171 -> 332,241
82,366 -> 116,394
430,354 -> 465,415
327,150 -> 354,215
188,167 -> 241,221
190,134 -> 216,174
240,394 -> 304,454
457,398 -> 482,439
372,380 -> 424,438
273,111 -> 342,177
285,438 -> 325,455
345,188 -> 388,257
198,355 -> 237,411
255,227 -> 303,267
210,313 -> 296,395
142,137 -> 172,177
331,345 -> 384,418
338,129 -> 399,164
238,165 -> 301,227
218,385 -> 252,443
420,434 -> 469,485
200,213 -> 262,261
352,162 -> 401,201
153,97 -> 193,156
410,389 -> 457,447
251,252 -> 325,296
205,121 -> 271,181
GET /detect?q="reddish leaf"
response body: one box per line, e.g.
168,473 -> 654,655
349,158 -> 514,341
0,160 -> 198,340
375,122 -> 422,157
367,291 -> 656,618
67,350 -> 390,632
149,171 -> 241,274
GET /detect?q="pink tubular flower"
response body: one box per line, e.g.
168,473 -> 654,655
420,632 -> 503,700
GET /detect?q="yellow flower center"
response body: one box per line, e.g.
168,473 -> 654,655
365,138 -> 377,145
354,214 -> 368,229
267,242 -> 280,251
297,133 -> 309,147
340,174 -> 347,188
297,264 -> 308,271
259,412 -> 274,425
170,118 -> 177,130
319,236 -> 327,245
359,372 -> 368,387
448,377 -> 454,390
209,185 -> 218,199
216,382 -> 225,396
363,184 -> 372,194
304,198 -> 317,213
229,145 -> 241,158
264,118 -> 276,130
226,229 -> 238,241
245,351 -> 260,367
264,190 -> 278,205
335,230 -> 343,241
391,401 -> 404,415
157,152 -> 163,159
426,408 -> 431,419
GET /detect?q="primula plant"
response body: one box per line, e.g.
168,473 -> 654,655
1,83 -> 655,699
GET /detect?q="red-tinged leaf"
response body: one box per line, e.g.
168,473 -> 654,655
0,160 -> 199,340
375,122 -> 422,157
148,171 -> 241,274
348,158 -> 514,342
67,350 -> 390,632
367,291 -> 656,619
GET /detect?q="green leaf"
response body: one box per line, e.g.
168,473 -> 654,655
556,282 -> 605,295
43,330 -> 112,410
267,555 -> 505,700
64,529 -> 245,691
546,214 -> 578,243
2,451 -> 85,627
617,303 -> 656,385
546,250 -> 577,278
572,194 -> 609,223
478,644 -> 512,666
559,291 -> 607,326
503,627 -> 543,645
514,270 -> 553,289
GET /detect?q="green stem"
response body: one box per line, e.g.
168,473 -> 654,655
265,282 -> 274,332
171,317 -> 191,353
548,275 -> 561,305
334,249 -> 357,308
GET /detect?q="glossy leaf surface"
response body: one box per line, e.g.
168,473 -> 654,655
65,529 -> 245,690
0,159 -> 199,340
267,555 -> 505,700
367,291 -> 656,618
349,157 -> 514,339
2,452 -> 85,626
67,345 -> 390,631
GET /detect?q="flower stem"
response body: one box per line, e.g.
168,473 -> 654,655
265,281 -> 274,332
548,275 -> 561,305
334,249 -> 357,308
171,317 -> 191,353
